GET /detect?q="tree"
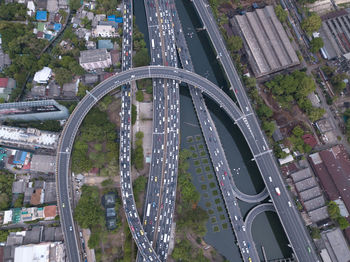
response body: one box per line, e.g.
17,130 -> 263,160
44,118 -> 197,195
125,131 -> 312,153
132,104 -> 137,125
256,104 -> 273,119
262,121 -> 276,137
227,35 -> 243,52
292,126 -> 304,137
331,73 -> 347,94
301,13 -> 322,35
309,226 -> 321,239
54,67 -> 73,86
243,76 -> 256,89
14,194 -> 24,208
133,48 -> 150,67
310,37 -> 324,53
69,0 -> 81,11
337,216 -> 350,230
327,201 -> 340,220
74,185 -> 104,229
274,5 -> 287,23
0,193 -> 9,210
136,90 -> 144,102
308,107 -> 325,122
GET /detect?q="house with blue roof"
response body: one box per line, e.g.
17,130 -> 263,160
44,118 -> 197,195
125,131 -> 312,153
107,15 -> 116,22
54,23 -> 62,31
36,11 -> 47,21
116,17 -> 123,23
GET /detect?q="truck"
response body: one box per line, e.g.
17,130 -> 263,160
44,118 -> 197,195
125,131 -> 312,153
163,234 -> 167,243
146,203 -> 151,217
275,187 -> 281,196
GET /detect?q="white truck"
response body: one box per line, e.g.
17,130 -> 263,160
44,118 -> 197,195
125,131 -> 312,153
275,187 -> 281,196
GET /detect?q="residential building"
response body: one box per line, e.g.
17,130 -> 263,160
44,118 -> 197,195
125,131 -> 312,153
27,1 -> 36,16
79,48 -> 112,71
0,49 -> 11,72
36,11 -> 47,21
92,25 -> 117,38
33,67 -> 52,84
291,168 -> 329,223
321,228 -> 350,262
98,39 -> 114,50
0,126 -> 59,150
30,155 -> 56,173
0,78 -> 16,101
14,242 -> 65,262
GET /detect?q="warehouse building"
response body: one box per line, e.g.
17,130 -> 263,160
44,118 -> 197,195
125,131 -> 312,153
319,9 -> 350,59
232,5 -> 299,77
309,144 -> 350,217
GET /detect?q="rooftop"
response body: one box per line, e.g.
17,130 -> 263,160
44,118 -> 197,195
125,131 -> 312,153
36,11 -> 47,21
44,205 -> 57,218
79,48 -> 111,64
0,126 -> 59,149
309,145 -> 350,213
233,5 -> 299,77
322,228 -> 350,262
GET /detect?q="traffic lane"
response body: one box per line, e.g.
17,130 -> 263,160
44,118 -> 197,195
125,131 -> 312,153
263,154 -> 317,261
256,153 -> 318,261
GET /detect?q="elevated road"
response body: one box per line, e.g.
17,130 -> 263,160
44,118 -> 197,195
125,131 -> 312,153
244,203 -> 276,240
56,65 -> 253,261
171,3 -> 261,261
192,1 -> 319,261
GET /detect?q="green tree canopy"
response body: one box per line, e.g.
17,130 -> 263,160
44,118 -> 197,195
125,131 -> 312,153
310,37 -> 324,53
274,5 -> 287,23
301,13 -> 322,35
227,35 -> 243,52
133,48 -> 150,67
327,201 -> 340,220
136,90 -> 144,102
74,185 -> 104,229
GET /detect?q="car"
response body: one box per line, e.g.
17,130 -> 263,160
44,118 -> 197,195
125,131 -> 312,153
224,171 -> 227,176
307,246 -> 311,253
220,181 -> 224,186
62,203 -> 65,208
242,225 -> 246,231
268,176 -> 272,182
131,226 -> 134,232
69,226 -> 72,231
288,201 -> 292,207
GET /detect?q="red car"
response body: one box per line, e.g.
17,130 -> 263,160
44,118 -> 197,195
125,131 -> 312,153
220,181 -> 224,186
131,226 -> 134,232
224,171 -> 227,176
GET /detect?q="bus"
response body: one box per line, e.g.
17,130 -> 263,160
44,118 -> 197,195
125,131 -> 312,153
151,39 -> 155,49
146,203 -> 151,217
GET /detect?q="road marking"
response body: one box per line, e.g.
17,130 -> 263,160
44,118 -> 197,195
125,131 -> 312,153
254,150 -> 272,158
85,90 -> 98,101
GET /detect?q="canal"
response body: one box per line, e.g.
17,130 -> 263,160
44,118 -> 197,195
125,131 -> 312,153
134,0 -> 292,260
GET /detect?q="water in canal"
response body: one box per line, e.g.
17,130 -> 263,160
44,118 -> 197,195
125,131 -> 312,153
134,0 -> 292,260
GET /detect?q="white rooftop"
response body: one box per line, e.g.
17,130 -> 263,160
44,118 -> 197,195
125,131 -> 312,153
14,243 -> 51,262
0,125 -> 59,149
33,67 -> 52,84
3,210 -> 12,224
